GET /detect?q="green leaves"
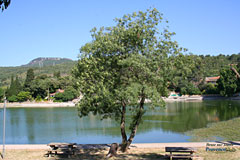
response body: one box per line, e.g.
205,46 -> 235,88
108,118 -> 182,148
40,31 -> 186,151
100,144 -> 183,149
217,67 -> 239,97
74,8 -> 184,120
54,87 -> 78,102
24,68 -> 35,90
73,8 -> 191,149
0,87 -> 4,102
16,91 -> 31,102
0,0 -> 10,11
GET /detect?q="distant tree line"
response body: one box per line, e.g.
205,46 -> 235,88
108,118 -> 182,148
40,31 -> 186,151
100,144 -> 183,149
0,61 -> 76,87
166,54 -> 240,97
0,54 -> 240,103
1,68 -> 79,102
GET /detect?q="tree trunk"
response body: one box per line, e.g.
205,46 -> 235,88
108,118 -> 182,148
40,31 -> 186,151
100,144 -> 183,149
121,95 -> 145,152
120,101 -> 128,152
231,66 -> 240,79
106,143 -> 119,158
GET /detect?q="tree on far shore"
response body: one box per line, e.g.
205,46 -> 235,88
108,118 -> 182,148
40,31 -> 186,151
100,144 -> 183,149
73,8 -> 185,152
6,76 -> 22,99
24,68 -> 35,91
0,87 -> 4,102
217,67 -> 239,97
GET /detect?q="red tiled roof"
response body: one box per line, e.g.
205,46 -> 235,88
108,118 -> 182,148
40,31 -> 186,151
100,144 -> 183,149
205,76 -> 220,82
57,89 -> 64,93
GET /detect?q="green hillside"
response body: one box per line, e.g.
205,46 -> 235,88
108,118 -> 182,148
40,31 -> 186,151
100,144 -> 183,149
1,54 -> 240,91
0,58 -> 76,87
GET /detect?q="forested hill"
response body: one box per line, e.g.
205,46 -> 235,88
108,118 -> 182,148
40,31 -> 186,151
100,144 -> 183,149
1,54 -> 240,88
0,57 -> 76,87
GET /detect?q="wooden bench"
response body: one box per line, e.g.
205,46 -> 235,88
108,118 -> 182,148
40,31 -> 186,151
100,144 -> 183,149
165,147 -> 198,160
45,143 -> 78,158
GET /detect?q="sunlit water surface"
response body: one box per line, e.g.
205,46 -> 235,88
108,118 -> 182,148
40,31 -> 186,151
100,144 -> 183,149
0,100 -> 239,144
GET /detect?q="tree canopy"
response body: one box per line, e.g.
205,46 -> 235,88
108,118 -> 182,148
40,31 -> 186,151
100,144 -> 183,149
3,70 -> 78,102
73,8 -> 186,152
0,87 -> 4,102
24,68 -> 35,90
0,0 -> 10,11
217,66 -> 240,97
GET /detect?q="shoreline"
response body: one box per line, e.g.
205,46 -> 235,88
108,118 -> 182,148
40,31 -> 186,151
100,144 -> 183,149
1,141 -> 239,149
164,95 -> 240,102
0,95 -> 239,108
0,102 -> 76,108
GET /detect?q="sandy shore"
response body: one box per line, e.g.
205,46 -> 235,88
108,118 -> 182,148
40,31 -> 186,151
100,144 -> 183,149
164,95 -> 240,102
0,95 -> 239,108
1,141 -> 239,149
0,102 -> 76,108
1,142 -> 240,160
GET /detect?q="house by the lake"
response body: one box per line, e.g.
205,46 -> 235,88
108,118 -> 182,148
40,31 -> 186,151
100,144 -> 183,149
50,89 -> 64,97
205,76 -> 220,84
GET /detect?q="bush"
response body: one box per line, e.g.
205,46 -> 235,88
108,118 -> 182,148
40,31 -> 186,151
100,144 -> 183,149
54,87 -> 78,102
35,95 -> 43,102
54,93 -> 64,102
17,91 -> 31,102
8,95 -> 18,102
202,83 -> 219,94
180,83 -> 201,95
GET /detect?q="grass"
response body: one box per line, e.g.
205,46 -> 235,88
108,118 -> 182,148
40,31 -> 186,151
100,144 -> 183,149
187,117 -> 240,141
1,147 -> 240,160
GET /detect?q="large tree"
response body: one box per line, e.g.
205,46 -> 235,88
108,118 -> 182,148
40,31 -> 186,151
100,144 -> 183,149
6,76 -> 22,98
24,68 -> 35,91
73,8 -> 185,152
0,87 -> 4,102
217,67 -> 239,97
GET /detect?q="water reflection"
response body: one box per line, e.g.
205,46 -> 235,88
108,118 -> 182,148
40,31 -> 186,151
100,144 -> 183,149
0,100 -> 239,144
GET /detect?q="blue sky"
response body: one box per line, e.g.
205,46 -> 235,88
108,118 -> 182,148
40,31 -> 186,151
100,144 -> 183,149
0,0 -> 240,66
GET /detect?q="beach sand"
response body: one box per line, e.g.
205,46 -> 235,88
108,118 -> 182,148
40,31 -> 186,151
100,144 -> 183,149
0,102 -> 75,108
0,142 -> 239,160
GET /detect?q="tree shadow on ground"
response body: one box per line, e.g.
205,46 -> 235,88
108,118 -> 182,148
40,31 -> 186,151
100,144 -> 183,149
112,153 -> 168,160
47,148 -> 168,160
47,148 -> 107,160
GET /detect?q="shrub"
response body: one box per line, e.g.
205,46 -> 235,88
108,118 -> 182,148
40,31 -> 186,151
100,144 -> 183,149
180,83 -> 201,95
8,95 -> 18,102
54,87 -> 78,102
202,83 -> 219,94
17,91 -> 31,102
35,95 -> 43,102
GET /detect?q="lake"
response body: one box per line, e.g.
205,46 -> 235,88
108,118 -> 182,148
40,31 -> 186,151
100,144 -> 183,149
0,100 -> 240,144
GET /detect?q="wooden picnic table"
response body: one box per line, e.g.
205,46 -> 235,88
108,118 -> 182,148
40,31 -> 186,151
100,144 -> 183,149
165,147 -> 198,160
45,143 -> 78,158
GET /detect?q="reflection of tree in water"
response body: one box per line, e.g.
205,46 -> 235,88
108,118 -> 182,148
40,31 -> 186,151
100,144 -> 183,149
79,100 -> 240,136
137,101 -> 240,134
3,101 -> 240,143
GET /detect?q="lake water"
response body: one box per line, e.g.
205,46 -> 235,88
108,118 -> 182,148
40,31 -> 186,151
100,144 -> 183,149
0,100 -> 240,144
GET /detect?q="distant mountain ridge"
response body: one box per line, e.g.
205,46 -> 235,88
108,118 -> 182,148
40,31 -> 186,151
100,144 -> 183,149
0,57 -> 76,87
22,57 -> 73,67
